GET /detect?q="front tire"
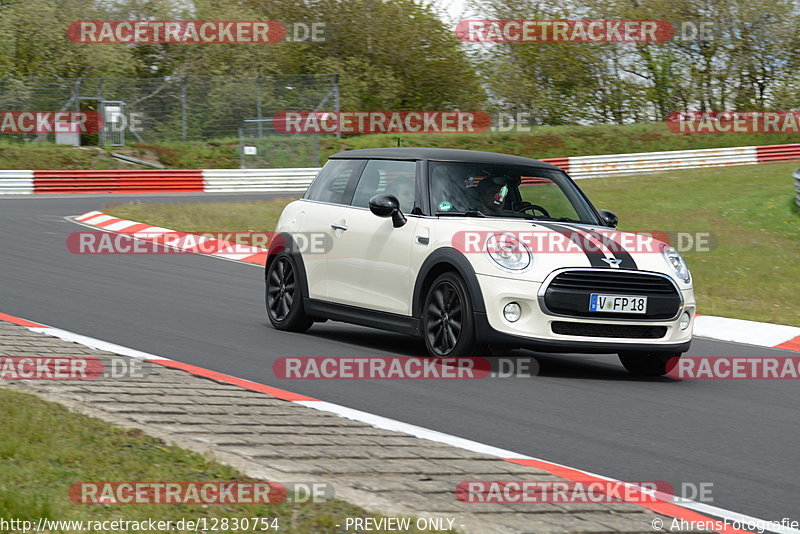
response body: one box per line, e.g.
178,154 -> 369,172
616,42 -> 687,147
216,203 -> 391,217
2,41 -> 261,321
422,272 -> 478,357
266,253 -> 313,332
618,352 -> 681,377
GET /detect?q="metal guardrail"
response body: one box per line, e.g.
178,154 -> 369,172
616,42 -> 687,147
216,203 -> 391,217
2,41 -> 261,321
3,144 -> 800,195
568,146 -> 759,179
0,170 -> 33,194
203,168 -> 321,192
757,144 -> 800,163
33,170 -> 204,193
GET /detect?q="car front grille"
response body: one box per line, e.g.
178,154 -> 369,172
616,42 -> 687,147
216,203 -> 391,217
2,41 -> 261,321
551,321 -> 667,339
543,269 -> 681,320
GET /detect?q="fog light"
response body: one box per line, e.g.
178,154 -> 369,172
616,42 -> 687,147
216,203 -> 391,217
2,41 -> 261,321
680,311 -> 691,330
503,302 -> 522,322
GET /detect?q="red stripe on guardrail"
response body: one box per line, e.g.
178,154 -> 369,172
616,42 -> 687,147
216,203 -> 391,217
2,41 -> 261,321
755,143 -> 800,163
33,170 -> 204,194
541,157 -> 570,173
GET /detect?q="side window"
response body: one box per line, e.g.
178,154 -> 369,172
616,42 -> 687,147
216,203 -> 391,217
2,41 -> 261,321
351,160 -> 417,213
304,159 -> 363,205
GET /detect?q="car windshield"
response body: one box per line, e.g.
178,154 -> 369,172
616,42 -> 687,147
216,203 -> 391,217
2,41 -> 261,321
428,161 -> 599,224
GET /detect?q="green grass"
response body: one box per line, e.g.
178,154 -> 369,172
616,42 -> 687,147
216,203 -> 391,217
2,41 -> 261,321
3,122 -> 800,169
0,389 -> 455,534
0,143 -> 129,170
104,161 -> 800,326
104,198 -> 295,235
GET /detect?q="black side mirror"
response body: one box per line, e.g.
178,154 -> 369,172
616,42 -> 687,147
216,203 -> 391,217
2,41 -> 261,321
369,194 -> 407,228
598,209 -> 618,228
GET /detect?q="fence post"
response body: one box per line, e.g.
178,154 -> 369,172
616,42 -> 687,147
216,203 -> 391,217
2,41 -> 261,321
239,126 -> 245,169
181,78 -> 188,141
256,75 -> 264,138
794,168 -> 800,208
333,73 -> 340,139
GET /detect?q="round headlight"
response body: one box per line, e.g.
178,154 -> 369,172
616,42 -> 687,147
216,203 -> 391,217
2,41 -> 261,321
661,245 -> 690,283
485,233 -> 531,272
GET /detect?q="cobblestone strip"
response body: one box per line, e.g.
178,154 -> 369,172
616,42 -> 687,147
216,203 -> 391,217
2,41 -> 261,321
0,321 -> 709,534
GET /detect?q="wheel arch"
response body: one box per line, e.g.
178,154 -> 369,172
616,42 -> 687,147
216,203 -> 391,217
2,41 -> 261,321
412,247 -> 486,319
266,232 -> 310,300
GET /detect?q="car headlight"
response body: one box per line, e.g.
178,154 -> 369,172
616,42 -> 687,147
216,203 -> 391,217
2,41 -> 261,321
661,245 -> 690,283
485,233 -> 531,271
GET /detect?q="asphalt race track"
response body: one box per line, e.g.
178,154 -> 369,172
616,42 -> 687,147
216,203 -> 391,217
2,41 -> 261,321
1,194 -> 798,523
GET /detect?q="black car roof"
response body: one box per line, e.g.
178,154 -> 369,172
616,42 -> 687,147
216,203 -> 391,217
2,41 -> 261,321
328,148 -> 560,170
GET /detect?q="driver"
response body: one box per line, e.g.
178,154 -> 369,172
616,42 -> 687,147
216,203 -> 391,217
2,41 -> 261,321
471,176 -> 508,214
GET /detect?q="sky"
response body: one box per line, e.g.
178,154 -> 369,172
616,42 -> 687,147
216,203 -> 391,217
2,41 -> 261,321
431,0 -> 477,23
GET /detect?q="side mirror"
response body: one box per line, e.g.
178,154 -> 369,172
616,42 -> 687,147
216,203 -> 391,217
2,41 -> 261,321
369,194 -> 407,228
598,209 -> 618,228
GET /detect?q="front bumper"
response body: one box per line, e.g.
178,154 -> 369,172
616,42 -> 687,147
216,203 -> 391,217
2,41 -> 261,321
474,273 -> 694,354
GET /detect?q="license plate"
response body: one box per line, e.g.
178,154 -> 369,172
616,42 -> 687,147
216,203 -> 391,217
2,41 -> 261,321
589,294 -> 647,314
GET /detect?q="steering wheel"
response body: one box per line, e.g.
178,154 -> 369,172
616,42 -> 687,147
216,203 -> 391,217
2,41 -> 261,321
515,202 -> 551,218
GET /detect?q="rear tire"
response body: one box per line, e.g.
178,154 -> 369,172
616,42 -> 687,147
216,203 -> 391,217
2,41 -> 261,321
266,253 -> 313,332
422,272 -> 478,357
618,352 -> 681,377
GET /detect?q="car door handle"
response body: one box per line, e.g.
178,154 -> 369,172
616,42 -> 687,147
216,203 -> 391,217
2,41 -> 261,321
330,223 -> 348,231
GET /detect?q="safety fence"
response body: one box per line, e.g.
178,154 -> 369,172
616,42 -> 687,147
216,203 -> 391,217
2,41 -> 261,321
2,143 -> 799,194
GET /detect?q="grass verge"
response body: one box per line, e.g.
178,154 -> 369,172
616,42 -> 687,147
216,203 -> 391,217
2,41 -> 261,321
0,389 -> 455,533
104,161 -> 800,326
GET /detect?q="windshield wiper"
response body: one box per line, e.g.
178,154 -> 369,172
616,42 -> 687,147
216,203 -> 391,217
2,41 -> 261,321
435,210 -> 487,218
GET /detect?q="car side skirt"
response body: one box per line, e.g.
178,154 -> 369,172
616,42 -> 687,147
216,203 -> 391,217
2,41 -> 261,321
304,298 -> 421,336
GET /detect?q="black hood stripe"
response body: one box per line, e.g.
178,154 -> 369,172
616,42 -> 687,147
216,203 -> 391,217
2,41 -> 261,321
559,224 -> 638,270
537,222 -> 611,268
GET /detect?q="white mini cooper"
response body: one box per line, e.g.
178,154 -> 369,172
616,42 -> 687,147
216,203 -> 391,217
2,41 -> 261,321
266,148 -> 694,376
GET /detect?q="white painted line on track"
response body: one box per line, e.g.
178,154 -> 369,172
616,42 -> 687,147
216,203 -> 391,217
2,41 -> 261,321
28,326 -> 171,361
295,400 -> 531,459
